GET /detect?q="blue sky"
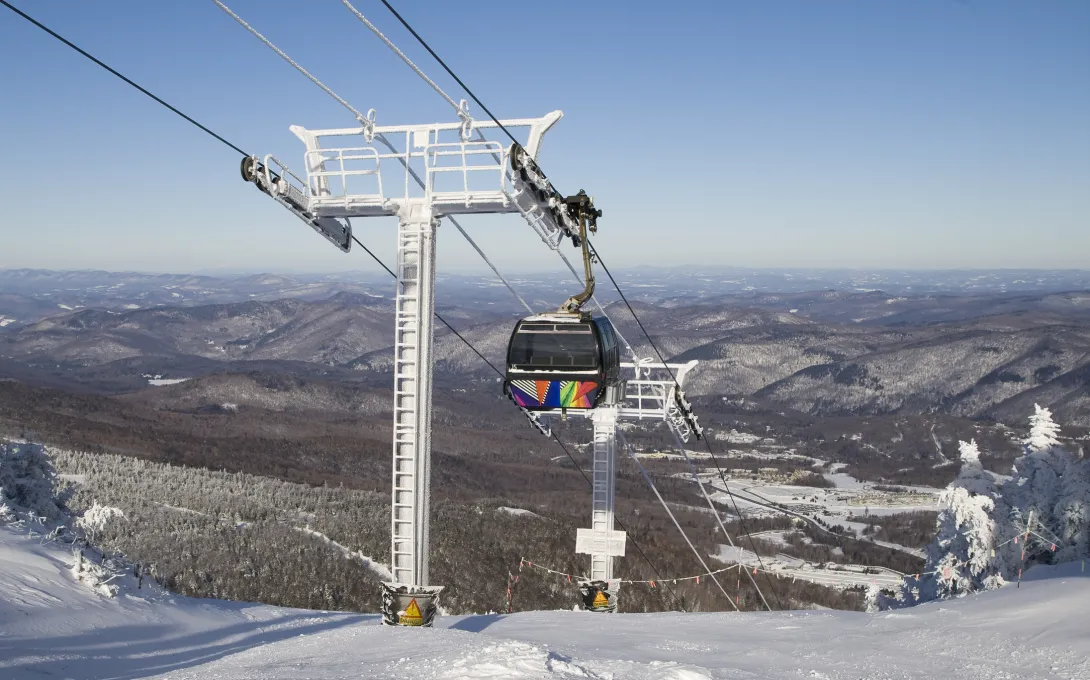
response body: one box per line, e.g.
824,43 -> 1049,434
0,0 -> 1087,274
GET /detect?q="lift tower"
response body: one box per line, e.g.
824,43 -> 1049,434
245,110 -> 575,625
534,359 -> 700,611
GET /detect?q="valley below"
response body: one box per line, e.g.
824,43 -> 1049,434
2,267 -> 1088,616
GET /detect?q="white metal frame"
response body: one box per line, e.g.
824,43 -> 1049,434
261,111 -> 565,589
272,113 -> 562,218
556,360 -> 700,582
618,360 -> 698,421
389,201 -> 438,586
261,107 -> 698,592
588,406 -> 621,580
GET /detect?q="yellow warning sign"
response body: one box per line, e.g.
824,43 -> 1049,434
591,591 -> 610,609
399,598 -> 424,626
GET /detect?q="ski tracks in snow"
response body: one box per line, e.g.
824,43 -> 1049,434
437,640 -> 599,679
4,527 -> 1087,680
436,639 -> 713,679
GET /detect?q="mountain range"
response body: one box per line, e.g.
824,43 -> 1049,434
3,270 -> 1090,427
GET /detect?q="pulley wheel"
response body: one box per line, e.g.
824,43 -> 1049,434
240,156 -> 256,183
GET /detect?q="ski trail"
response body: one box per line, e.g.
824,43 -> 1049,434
156,503 -> 209,517
930,425 -> 949,462
293,526 -> 393,580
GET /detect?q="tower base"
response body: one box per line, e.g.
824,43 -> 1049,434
579,579 -> 621,613
380,582 -> 444,627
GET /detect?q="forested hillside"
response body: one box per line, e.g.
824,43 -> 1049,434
45,446 -> 860,614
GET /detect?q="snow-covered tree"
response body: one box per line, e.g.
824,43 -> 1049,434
930,486 -> 1003,597
992,404 -> 1078,576
1052,446 -> 1089,563
1025,404 -> 1062,453
0,488 -> 13,524
0,442 -> 65,521
76,501 -> 125,545
900,439 -> 1003,604
951,439 -> 993,496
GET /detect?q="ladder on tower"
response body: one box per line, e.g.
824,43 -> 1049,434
390,205 -> 436,586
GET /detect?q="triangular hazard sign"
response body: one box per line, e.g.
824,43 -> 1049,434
591,590 -> 609,608
399,598 -> 423,625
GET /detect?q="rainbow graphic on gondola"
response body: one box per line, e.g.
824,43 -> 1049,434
508,380 -> 599,409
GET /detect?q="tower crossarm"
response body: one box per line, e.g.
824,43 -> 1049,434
615,360 -> 698,421
263,111 -> 564,220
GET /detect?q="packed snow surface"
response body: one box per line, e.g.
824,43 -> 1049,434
1,527 -> 1087,679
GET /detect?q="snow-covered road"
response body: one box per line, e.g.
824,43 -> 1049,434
706,478 -> 932,559
1,527 -> 1086,679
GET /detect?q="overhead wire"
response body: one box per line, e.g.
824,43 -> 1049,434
590,242 -> 786,609
341,0 -> 459,111
374,0 -> 784,609
0,2 -> 444,386
210,0 -> 534,316
594,233 -> 901,594
376,0 -> 519,147
594,238 -> 914,609
618,432 -> 740,610
613,426 -> 772,610
340,0 -> 638,359
4,0 -> 721,613
667,424 -> 773,611
203,2 -> 682,603
0,0 -> 248,157
614,426 -> 771,610
211,0 -> 374,127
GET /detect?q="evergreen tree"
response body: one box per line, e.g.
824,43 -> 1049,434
1025,403 -> 1062,453
76,501 -> 126,545
993,404 -> 1076,576
1053,446 -> 1089,563
900,439 -> 1003,604
0,442 -> 65,520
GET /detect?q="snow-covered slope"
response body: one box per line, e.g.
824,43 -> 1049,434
1,526 -> 1086,679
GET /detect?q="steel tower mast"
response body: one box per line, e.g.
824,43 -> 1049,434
245,110 -> 568,624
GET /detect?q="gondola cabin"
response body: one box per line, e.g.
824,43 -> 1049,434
505,313 -> 621,410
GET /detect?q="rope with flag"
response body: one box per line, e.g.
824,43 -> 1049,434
517,557 -> 743,587
902,526 -> 1064,584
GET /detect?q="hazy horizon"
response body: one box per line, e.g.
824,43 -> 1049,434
2,1 -> 1087,272
4,263 -> 1090,279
